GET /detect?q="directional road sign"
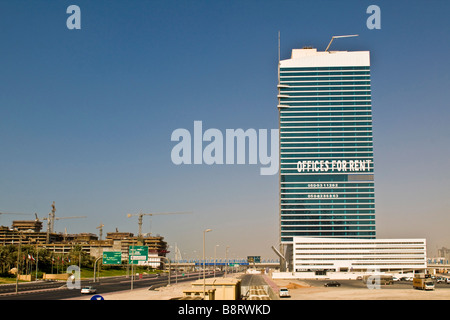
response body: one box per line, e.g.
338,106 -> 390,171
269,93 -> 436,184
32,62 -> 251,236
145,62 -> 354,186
103,251 -> 122,265
129,246 -> 148,265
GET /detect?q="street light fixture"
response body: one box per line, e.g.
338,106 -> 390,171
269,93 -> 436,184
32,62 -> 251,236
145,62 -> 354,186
203,228 -> 212,299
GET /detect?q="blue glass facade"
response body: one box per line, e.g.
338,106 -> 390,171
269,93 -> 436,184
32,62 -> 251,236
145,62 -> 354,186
278,51 -> 376,243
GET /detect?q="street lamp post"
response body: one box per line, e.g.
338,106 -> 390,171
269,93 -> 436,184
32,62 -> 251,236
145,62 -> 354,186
225,246 -> 229,277
93,256 -> 102,283
203,229 -> 212,299
15,231 -> 23,294
158,257 -> 172,286
214,245 -> 219,278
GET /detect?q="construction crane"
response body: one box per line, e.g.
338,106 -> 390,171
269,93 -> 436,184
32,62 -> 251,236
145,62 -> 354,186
42,202 -> 86,234
127,211 -> 192,238
42,214 -> 87,243
0,212 -> 31,217
0,212 -> 30,215
42,215 -> 87,233
47,201 -> 57,234
0,212 -> 31,225
38,202 -> 86,243
96,223 -> 105,240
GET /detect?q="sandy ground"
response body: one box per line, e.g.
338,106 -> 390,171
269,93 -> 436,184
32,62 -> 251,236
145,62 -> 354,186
271,278 -> 450,300
67,274 -> 450,300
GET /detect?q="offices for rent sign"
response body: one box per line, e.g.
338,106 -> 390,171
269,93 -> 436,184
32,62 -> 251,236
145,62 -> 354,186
297,159 -> 372,173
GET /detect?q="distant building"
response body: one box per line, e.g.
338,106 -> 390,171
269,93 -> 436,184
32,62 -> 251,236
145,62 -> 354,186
0,220 -> 168,263
12,220 -> 43,233
437,247 -> 450,262
106,231 -> 134,240
0,225 -> 62,244
65,233 -> 98,242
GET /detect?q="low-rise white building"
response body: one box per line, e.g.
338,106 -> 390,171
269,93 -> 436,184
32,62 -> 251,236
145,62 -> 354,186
293,237 -> 427,273
274,237 -> 427,279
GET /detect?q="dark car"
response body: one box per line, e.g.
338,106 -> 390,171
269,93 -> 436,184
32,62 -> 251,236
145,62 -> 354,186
324,281 -> 341,287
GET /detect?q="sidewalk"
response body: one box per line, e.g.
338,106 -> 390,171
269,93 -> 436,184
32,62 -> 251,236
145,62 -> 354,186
261,273 -> 281,299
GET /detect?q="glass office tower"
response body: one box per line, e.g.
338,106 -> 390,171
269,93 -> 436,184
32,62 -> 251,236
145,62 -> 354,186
278,48 -> 376,246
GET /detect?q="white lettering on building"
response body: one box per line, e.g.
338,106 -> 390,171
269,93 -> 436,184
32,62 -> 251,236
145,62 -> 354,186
297,160 -> 372,173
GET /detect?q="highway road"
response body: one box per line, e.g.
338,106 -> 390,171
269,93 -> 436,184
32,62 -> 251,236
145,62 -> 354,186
241,274 -> 268,287
0,271 -> 224,300
241,274 -> 272,300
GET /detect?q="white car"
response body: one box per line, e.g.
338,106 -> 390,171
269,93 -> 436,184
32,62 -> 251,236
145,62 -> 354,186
81,286 -> 97,294
279,288 -> 290,298
436,277 -> 445,283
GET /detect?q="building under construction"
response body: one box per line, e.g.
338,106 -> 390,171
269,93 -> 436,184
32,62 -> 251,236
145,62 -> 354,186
0,219 -> 168,261
0,203 -> 189,265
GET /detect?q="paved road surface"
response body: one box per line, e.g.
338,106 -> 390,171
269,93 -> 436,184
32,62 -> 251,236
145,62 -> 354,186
0,271 -> 223,300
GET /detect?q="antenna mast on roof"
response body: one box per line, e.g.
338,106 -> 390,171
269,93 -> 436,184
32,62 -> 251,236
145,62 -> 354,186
278,31 -> 281,85
278,31 -> 280,63
325,34 -> 359,52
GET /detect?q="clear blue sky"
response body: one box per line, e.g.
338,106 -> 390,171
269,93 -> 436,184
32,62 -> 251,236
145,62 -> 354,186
1,0 -> 449,259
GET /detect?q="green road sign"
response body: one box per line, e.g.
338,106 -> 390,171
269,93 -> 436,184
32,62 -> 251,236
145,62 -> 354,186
247,256 -> 261,263
129,246 -> 148,265
103,251 -> 122,265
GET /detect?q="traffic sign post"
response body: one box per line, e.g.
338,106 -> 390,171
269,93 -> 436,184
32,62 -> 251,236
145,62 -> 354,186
128,246 -> 148,290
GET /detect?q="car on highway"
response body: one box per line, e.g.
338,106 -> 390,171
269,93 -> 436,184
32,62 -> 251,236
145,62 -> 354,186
324,281 -> 341,287
279,288 -> 290,298
400,277 -> 413,281
81,286 -> 97,294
